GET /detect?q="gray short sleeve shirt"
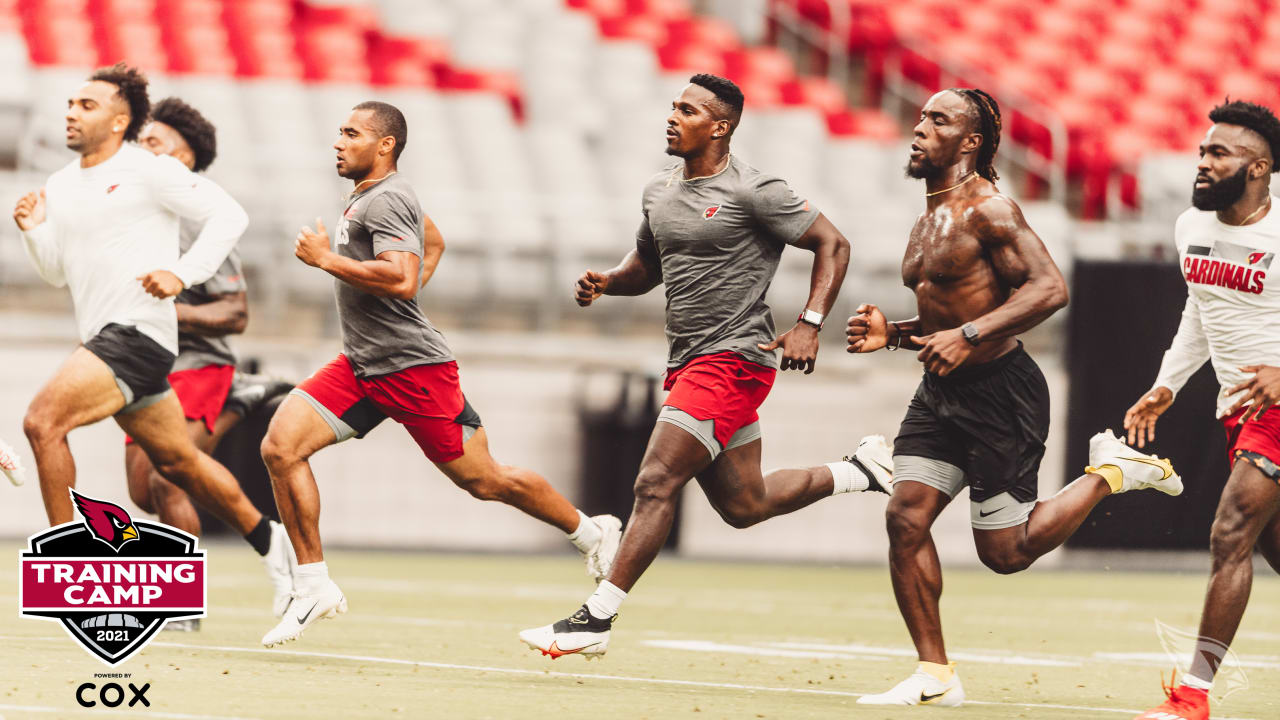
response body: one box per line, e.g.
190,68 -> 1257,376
639,155 -> 819,369
333,174 -> 453,377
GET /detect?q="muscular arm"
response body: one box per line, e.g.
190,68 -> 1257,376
888,316 -> 925,351
177,291 -> 248,337
602,237 -> 662,296
965,196 -> 1069,341
419,214 -> 444,289
790,213 -> 850,317
322,249 -> 420,301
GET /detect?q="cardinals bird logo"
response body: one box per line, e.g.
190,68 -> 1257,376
72,491 -> 140,552
19,491 -> 206,665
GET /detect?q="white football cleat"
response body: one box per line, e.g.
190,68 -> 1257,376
263,521 -> 298,617
519,605 -> 611,660
1087,429 -> 1183,496
583,515 -> 622,583
857,664 -> 965,707
162,618 -> 201,632
845,434 -> 894,494
0,437 -> 26,486
261,580 -> 346,648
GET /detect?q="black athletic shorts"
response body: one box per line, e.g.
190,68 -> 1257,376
892,342 -> 1049,504
84,323 -> 176,414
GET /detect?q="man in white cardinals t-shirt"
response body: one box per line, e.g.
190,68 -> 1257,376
10,65 -> 289,595
1126,99 -> 1280,720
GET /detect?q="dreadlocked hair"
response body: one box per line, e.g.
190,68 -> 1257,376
950,87 -> 1002,183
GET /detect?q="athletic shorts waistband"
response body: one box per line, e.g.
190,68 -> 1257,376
926,341 -> 1028,384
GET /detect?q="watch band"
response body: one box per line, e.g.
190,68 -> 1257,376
962,322 -> 981,346
798,309 -> 825,330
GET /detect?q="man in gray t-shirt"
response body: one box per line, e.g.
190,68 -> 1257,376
331,172 -> 453,377
259,101 -> 623,649
521,74 -> 892,661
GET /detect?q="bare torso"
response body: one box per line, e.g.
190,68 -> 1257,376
902,184 -> 1020,365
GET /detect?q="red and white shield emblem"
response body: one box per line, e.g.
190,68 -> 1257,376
704,205 -> 721,220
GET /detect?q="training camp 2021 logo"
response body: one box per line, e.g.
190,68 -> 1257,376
19,490 -> 207,666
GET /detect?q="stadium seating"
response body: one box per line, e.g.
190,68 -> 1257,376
0,0 -> 924,325
775,0 -> 1279,217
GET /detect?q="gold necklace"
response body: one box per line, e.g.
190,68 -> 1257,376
1231,197 -> 1271,226
925,172 -> 977,197
353,170 -> 397,193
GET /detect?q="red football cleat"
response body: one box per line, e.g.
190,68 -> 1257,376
1134,684 -> 1209,720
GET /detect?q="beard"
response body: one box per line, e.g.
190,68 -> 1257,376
904,154 -> 942,180
1192,165 -> 1249,211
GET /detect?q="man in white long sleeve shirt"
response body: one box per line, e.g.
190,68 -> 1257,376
11,66 -> 293,614
1126,100 -> 1280,720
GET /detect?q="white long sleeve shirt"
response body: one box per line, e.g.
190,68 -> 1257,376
1154,198 -> 1280,417
21,144 -> 249,355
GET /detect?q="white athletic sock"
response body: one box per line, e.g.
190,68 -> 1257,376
1182,672 -> 1214,691
294,561 -> 330,596
585,580 -> 626,620
566,510 -> 602,554
827,460 -> 870,494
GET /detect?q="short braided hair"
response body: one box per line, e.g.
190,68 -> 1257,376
1208,99 -> 1280,172
950,87 -> 1002,182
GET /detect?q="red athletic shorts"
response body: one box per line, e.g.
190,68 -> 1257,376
292,354 -> 481,464
1222,405 -> 1280,478
123,364 -> 235,444
662,352 -> 776,450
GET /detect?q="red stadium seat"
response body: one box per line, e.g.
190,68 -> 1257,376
438,67 -> 524,121
370,34 -> 446,88
1215,71 -> 1275,105
24,11 -> 97,65
233,26 -> 302,78
155,0 -> 223,27
99,17 -> 169,71
623,0 -> 691,21
665,16 -> 739,51
597,14 -> 667,45
167,24 -> 236,75
722,46 -> 794,85
92,0 -> 158,23
780,75 -> 847,114
300,24 -> 369,83
656,39 -> 727,74
825,107 -> 899,140
566,0 -> 626,17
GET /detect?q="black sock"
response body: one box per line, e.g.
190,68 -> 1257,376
244,516 -> 272,556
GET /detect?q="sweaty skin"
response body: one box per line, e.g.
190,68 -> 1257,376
850,91 -> 1066,374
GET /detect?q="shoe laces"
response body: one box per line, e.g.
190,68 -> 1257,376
0,446 -> 17,471
1161,666 -> 1177,699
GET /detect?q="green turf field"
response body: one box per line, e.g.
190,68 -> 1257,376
1,544 -> 1277,720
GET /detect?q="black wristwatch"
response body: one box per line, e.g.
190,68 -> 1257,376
961,322 -> 981,346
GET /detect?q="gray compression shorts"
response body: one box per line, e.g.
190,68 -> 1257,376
894,455 -> 1036,530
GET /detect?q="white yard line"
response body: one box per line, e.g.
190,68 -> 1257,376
146,641 -> 1256,720
0,703 -> 260,720
646,639 -> 1082,667
0,634 -> 1265,719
